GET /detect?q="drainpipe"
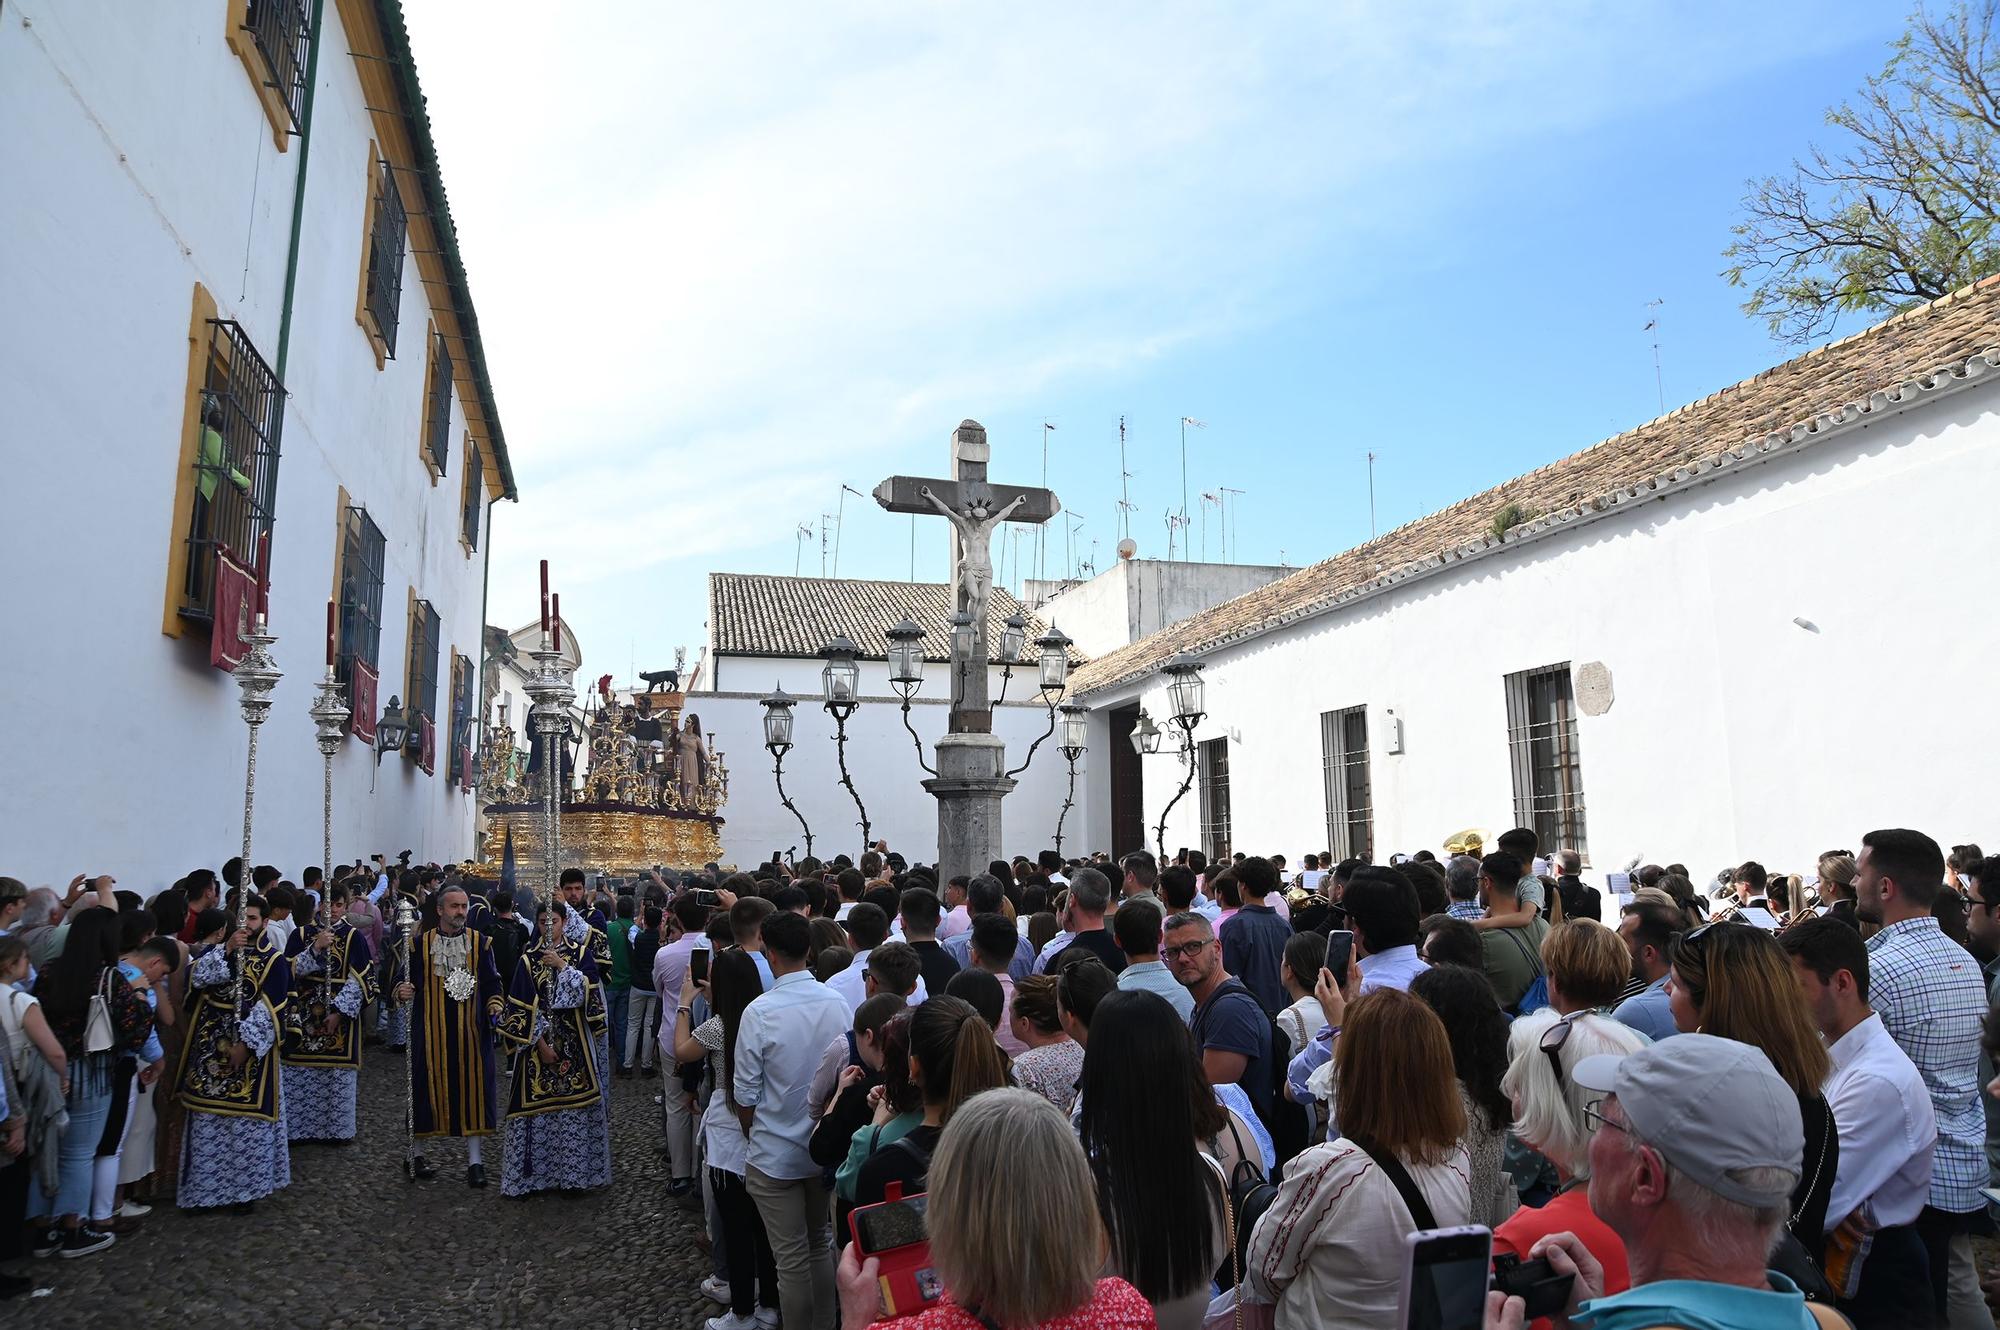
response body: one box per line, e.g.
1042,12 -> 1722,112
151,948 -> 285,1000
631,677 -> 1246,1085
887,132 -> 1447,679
274,0 -> 328,382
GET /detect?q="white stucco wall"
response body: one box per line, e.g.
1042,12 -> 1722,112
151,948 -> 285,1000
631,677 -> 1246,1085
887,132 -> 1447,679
0,3 -> 499,886
1094,386 -> 2000,878
695,692 -> 1084,869
1032,559 -> 1293,657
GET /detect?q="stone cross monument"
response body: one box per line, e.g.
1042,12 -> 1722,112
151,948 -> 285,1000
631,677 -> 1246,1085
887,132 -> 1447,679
874,420 -> 1059,882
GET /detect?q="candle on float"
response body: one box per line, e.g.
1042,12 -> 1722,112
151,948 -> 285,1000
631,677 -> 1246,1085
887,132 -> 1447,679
551,594 -> 562,653
326,599 -> 337,667
540,560 -> 550,632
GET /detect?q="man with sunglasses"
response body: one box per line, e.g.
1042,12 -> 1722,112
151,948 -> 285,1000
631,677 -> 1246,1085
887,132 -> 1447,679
1165,911 -> 1273,1125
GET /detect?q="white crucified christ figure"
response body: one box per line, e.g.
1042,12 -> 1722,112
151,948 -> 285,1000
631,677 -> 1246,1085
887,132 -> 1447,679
920,485 -> 1027,621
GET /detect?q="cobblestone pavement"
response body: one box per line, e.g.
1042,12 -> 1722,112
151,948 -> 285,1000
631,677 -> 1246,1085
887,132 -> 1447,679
18,1050 -> 711,1328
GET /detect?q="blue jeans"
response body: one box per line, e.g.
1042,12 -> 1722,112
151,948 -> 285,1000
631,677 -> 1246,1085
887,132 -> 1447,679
605,986 -> 630,1069
42,1065 -> 113,1222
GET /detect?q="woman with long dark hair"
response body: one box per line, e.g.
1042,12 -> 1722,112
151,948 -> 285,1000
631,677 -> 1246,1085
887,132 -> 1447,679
30,907 -> 153,1257
853,995 -> 1007,1206
673,947 -> 775,1329
1410,963 -> 1517,1227
1077,989 -> 1252,1330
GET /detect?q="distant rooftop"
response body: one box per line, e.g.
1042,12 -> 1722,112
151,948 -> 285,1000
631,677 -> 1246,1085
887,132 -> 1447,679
707,573 -> 1081,663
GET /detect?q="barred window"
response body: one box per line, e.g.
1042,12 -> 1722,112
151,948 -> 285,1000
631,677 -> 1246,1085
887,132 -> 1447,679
407,598 -> 441,725
424,329 -> 452,475
364,157 -> 407,357
242,0 -> 312,131
337,507 -> 386,681
1504,663 -> 1590,861
448,652 -> 475,782
1198,736 -> 1232,864
180,319 -> 283,620
1320,705 -> 1372,862
461,435 -> 484,550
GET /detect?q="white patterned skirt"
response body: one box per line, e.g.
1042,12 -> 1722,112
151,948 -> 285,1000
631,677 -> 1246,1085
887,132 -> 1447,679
177,1110 -> 292,1209
282,1065 -> 358,1141
501,1105 -> 611,1197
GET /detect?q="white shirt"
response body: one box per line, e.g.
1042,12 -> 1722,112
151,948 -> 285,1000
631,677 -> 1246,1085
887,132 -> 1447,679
824,946 -> 927,1015
732,970 -> 853,1180
1823,1011 -> 1937,1231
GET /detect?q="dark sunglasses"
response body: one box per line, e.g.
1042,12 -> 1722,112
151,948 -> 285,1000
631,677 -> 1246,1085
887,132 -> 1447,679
1540,1014 -> 1576,1086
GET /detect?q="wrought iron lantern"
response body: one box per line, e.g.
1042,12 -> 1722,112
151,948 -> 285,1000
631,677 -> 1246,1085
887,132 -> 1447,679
885,618 -> 926,697
1058,703 -> 1089,759
1130,708 -> 1163,756
949,611 -> 976,665
1162,655 -> 1206,729
1035,623 -> 1073,694
998,610 -> 1027,663
376,695 -> 410,762
760,686 -> 798,753
819,635 -> 860,718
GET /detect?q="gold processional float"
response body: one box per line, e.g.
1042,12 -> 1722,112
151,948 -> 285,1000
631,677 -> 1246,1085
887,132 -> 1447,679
477,679 -> 729,874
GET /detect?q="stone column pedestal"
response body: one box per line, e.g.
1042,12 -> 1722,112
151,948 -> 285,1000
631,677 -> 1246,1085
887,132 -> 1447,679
923,732 -> 1016,886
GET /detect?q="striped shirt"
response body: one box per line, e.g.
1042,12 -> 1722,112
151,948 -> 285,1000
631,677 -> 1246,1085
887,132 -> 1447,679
1865,916 -> 1989,1214
1447,900 -> 1486,921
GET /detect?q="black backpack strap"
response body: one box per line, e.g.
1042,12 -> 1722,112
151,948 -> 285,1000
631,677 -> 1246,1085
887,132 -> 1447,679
1349,1133 -> 1438,1232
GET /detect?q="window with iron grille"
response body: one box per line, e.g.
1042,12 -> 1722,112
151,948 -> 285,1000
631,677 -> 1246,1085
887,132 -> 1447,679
336,507 -> 386,685
424,330 -> 452,475
448,652 -> 474,782
1504,663 -> 1590,861
364,158 -> 407,357
1197,736 -> 1232,863
407,599 -> 441,726
461,435 -> 484,550
180,320 -> 284,620
242,0 -> 313,132
1320,706 -> 1372,862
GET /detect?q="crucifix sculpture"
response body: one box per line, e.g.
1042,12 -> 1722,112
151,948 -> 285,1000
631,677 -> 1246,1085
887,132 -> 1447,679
874,420 -> 1060,881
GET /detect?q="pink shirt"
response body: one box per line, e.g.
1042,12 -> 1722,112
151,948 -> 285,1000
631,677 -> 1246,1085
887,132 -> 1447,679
938,904 -> 971,942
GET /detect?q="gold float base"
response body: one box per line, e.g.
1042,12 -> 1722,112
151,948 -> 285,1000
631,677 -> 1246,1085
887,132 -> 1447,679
480,803 -> 726,874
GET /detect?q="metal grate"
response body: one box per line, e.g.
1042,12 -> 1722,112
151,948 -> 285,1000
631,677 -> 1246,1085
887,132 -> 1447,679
461,434 -> 484,549
365,157 -> 407,357
243,0 -> 313,132
407,598 -> 441,724
1198,736 -> 1232,863
425,329 -> 452,474
448,652 -> 474,782
337,506 -> 386,683
180,319 -> 284,619
1504,663 -> 1590,860
1320,705 -> 1372,862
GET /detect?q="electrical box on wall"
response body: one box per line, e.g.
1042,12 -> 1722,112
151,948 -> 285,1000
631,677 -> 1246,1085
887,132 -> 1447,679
1383,707 -> 1404,755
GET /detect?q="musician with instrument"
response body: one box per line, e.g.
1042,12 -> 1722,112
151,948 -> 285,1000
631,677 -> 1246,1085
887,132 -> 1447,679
395,885 -> 505,1187
173,892 -> 292,1212
281,882 -> 375,1143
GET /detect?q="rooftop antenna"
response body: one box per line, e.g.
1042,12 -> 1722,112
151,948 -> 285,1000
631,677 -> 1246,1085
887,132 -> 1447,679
1116,415 -> 1136,543
1199,491 -> 1222,563
1064,511 -> 1086,582
832,483 -> 866,578
819,513 -> 836,577
1178,417 -> 1206,558
1218,485 -> 1245,563
794,522 -> 813,577
1367,452 -> 1378,540
1643,299 -> 1666,415
1038,421 -> 1057,587
908,512 -> 916,582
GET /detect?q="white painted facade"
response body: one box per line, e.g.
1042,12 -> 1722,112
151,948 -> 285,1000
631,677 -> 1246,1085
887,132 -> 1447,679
1074,377 -> 2000,878
0,2 -> 511,885
1028,558 -> 1293,658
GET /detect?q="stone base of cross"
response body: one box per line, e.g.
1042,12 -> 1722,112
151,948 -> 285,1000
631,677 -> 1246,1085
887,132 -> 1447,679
874,420 -> 1059,883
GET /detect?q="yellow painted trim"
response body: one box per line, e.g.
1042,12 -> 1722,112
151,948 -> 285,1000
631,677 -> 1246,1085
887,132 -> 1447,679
222,2 -> 291,154
354,140 -> 390,371
329,483 -> 351,652
419,319 -> 444,484
162,282 -> 220,639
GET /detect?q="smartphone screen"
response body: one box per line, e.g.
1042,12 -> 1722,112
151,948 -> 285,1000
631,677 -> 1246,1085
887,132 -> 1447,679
855,1195 -> 928,1254
688,949 -> 709,985
1325,930 -> 1354,980
1401,1226 -> 1491,1330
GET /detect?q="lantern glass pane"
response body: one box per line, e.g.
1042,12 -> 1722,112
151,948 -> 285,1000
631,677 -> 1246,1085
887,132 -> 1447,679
764,706 -> 793,748
825,661 -> 858,705
1039,646 -> 1067,690
1061,712 -> 1088,750
1000,623 -> 1025,660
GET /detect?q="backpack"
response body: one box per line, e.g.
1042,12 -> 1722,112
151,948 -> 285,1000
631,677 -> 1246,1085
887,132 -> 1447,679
1210,1112 -> 1278,1292
1261,1006 -> 1310,1170
1498,927 -> 1549,1019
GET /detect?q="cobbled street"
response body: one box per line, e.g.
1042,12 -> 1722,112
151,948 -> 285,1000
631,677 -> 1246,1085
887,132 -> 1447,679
17,1053 -> 709,1328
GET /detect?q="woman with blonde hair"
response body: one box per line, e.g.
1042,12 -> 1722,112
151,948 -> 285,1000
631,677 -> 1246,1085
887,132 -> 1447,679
1244,989 -> 1470,1328
1667,920 -> 1838,1264
836,1087 -> 1154,1329
1539,919 -> 1630,1014
1492,1008 -> 1645,1317
1818,851 -> 1860,931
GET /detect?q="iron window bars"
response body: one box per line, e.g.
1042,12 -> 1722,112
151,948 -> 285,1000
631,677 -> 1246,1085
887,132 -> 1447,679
243,0 -> 313,132
461,434 -> 484,549
448,652 -> 474,782
337,506 -> 386,686
1504,663 -> 1590,861
1320,706 -> 1373,862
181,319 -> 284,620
365,156 -> 407,357
425,329 -> 452,475
1198,735 -> 1232,863
407,598 -> 441,728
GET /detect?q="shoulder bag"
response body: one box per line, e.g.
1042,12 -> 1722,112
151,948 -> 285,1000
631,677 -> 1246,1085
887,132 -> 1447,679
84,968 -> 116,1054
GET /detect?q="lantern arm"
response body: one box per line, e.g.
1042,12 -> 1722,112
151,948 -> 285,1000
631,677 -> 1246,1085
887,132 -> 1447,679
900,695 -> 938,777
1005,693 -> 1061,779
1153,734 -> 1199,862
769,747 -> 814,860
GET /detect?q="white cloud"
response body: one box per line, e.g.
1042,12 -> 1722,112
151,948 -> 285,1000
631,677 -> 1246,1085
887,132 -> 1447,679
402,0 -> 1886,680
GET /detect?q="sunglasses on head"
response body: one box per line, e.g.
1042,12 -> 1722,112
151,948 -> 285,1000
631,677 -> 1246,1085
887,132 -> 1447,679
1540,1014 -> 1576,1086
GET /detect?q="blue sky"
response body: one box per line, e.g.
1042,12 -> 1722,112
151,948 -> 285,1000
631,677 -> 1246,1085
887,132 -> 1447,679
405,1 -> 1905,685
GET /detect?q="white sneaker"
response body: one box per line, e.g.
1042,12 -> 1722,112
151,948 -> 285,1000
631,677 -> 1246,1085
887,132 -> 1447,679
705,1314 -> 758,1330
117,1200 -> 152,1218
699,1275 -> 732,1306
754,1309 -> 780,1329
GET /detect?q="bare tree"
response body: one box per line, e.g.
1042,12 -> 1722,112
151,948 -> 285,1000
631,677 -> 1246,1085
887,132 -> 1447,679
1724,1 -> 2000,343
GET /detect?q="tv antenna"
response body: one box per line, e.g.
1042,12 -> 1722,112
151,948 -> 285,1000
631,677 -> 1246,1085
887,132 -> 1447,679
1063,511 -> 1086,582
1199,492 -> 1222,562
832,484 -> 866,578
1037,421 -> 1057,586
1178,417 -> 1206,557
794,523 -> 814,577
1116,415 -> 1136,543
1643,299 -> 1666,415
819,513 -> 836,576
1218,486 -> 1245,563
1367,452 -> 1378,540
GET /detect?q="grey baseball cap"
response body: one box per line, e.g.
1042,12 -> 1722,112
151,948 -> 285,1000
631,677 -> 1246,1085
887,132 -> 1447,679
1572,1032 -> 1801,1208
